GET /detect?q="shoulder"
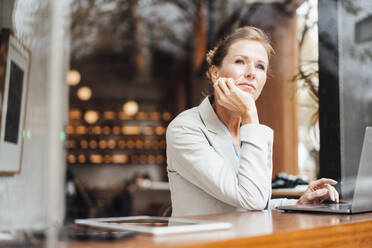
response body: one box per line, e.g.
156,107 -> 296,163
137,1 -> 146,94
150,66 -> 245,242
167,106 -> 201,130
166,106 -> 205,140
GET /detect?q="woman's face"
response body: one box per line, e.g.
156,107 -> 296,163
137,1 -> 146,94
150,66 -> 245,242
212,39 -> 269,100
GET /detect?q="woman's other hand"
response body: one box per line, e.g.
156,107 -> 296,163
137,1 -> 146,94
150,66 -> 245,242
213,77 -> 259,124
297,178 -> 339,205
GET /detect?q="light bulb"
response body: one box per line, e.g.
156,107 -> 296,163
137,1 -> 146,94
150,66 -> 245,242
84,110 -> 99,124
67,70 -> 81,86
77,86 -> 92,101
123,100 -> 139,116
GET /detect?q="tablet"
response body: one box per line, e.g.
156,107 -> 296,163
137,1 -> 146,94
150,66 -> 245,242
75,216 -> 232,235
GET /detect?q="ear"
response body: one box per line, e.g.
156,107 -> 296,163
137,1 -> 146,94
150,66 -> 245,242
210,65 -> 219,83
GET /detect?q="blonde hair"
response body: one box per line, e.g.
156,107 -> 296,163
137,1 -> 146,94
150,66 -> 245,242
206,26 -> 274,80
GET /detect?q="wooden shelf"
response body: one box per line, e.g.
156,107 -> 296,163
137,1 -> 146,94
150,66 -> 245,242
66,108 -> 171,167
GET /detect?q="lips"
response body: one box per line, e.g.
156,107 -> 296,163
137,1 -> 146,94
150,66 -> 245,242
237,82 -> 256,90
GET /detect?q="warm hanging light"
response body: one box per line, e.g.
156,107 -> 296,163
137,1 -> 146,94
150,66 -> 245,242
123,100 -> 139,116
84,110 -> 99,124
77,86 -> 92,101
67,70 -> 81,86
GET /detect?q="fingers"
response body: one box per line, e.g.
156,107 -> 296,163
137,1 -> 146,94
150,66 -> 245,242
213,78 -> 235,110
214,82 -> 223,100
300,184 -> 340,205
212,77 -> 256,118
226,78 -> 234,90
309,178 -> 337,190
315,185 -> 340,204
226,78 -> 238,91
326,184 -> 339,202
306,188 -> 328,201
317,178 -> 338,185
219,78 -> 231,95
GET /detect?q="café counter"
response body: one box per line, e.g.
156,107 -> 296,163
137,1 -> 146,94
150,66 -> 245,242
66,210 -> 372,248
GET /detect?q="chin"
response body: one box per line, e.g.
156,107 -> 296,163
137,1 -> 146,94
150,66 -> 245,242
241,87 -> 255,95
253,93 -> 261,101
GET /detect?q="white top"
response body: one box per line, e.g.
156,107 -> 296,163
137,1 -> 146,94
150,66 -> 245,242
166,97 -> 297,216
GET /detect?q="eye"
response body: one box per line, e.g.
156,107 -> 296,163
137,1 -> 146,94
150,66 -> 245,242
235,59 -> 244,64
257,64 -> 265,70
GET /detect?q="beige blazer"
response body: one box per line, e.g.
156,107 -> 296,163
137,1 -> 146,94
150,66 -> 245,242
166,97 -> 296,216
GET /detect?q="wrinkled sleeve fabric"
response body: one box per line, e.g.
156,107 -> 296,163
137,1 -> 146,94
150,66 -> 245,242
166,122 -> 274,210
269,198 -> 298,209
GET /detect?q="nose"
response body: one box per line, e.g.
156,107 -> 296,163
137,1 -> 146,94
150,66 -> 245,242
244,62 -> 256,80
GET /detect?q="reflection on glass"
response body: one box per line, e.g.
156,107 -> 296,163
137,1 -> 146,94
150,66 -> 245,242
338,0 -> 372,196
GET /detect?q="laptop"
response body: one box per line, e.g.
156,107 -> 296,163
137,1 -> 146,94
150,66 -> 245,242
277,126 -> 372,214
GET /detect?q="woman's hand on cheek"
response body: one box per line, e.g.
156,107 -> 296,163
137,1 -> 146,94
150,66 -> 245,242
213,77 -> 259,124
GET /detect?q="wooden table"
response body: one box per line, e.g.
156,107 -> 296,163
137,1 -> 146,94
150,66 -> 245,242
65,210 -> 372,248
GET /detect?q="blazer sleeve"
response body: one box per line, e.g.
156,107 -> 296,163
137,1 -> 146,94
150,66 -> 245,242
269,198 -> 298,209
166,122 -> 273,210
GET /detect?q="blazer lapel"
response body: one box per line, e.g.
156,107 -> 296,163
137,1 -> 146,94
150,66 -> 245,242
198,97 -> 240,168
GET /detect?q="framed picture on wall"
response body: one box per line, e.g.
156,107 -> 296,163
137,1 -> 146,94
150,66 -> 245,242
0,28 -> 30,174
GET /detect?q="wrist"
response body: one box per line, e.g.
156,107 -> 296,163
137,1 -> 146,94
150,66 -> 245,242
241,110 -> 259,125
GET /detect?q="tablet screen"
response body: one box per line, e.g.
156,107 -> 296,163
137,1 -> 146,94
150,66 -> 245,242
4,60 -> 24,144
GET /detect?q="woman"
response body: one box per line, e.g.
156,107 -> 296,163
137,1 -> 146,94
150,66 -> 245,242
166,26 -> 338,217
